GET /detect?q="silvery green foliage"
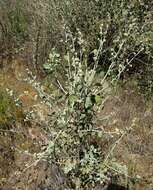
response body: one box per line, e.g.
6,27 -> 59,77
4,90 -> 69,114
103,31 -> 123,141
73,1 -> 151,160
43,48 -> 61,74
41,28 -> 128,189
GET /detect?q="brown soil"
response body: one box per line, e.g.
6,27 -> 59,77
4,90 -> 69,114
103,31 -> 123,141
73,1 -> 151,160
97,82 -> 153,190
0,58 -> 60,190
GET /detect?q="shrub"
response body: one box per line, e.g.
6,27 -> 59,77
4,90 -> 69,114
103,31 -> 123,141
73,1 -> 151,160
40,28 -> 130,189
43,0 -> 153,96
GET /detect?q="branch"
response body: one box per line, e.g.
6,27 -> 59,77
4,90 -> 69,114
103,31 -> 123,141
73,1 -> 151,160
56,79 -> 67,95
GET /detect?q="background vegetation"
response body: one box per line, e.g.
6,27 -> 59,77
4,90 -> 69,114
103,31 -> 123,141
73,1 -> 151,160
0,0 -> 153,189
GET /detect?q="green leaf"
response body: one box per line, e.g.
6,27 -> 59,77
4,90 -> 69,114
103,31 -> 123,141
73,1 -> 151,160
95,95 -> 102,104
68,95 -> 77,104
64,55 -> 69,62
85,96 -> 93,109
92,49 -> 98,56
43,63 -> 52,70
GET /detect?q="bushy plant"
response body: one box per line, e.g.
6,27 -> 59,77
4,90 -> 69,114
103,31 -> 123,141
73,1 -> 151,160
42,0 -> 153,97
39,28 -> 130,189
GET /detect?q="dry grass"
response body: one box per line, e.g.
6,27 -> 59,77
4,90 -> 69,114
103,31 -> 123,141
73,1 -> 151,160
97,80 -> 153,189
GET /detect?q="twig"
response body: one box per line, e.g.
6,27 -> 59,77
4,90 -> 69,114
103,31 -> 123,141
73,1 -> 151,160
104,163 -> 133,179
56,79 -> 67,94
104,131 -> 126,164
117,48 -> 144,80
0,129 -> 22,134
